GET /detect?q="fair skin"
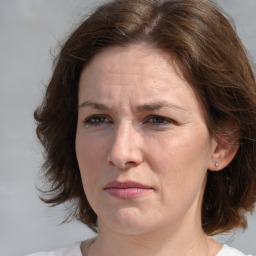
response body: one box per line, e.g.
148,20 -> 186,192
76,43 -> 237,256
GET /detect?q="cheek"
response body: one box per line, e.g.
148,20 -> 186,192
145,129 -> 211,190
75,132 -> 105,186
75,135 -> 104,212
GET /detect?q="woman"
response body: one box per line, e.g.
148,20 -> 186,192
28,0 -> 256,255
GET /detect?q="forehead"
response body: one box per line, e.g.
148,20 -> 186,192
84,43 -> 183,79
79,43 -> 191,94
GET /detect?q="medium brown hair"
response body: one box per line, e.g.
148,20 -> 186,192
35,0 -> 256,235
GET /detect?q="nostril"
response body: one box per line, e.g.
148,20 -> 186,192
125,161 -> 137,167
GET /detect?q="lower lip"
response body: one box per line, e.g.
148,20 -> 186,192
105,188 -> 152,199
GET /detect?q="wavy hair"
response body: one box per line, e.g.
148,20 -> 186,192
35,0 -> 256,235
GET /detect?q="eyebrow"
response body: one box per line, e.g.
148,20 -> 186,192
78,101 -> 110,110
135,101 -> 186,112
78,100 -> 186,112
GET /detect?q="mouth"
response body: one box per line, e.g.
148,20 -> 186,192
104,181 -> 153,199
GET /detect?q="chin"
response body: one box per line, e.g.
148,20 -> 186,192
98,207 -> 155,235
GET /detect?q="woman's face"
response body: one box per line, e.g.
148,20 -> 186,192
76,43 -> 217,235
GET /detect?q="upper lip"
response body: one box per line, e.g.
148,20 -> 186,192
104,181 -> 152,189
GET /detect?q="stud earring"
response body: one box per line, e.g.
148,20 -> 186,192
215,162 -> 219,167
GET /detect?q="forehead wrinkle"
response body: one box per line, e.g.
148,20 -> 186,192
107,67 -> 179,77
105,66 -> 189,89
104,73 -> 179,90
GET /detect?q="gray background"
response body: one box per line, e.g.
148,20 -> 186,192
0,1 -> 255,255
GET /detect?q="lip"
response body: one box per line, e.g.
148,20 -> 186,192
104,181 -> 153,199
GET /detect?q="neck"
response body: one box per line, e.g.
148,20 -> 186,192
87,217 -> 211,256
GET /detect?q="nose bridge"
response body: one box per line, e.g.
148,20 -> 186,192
114,120 -> 131,144
107,120 -> 143,168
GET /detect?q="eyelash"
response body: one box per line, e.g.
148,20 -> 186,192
146,115 -> 173,125
83,115 -> 173,127
83,115 -> 112,127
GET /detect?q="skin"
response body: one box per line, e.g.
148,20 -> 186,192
76,43 -> 236,256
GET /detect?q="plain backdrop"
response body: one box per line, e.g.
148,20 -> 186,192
0,1 -> 255,256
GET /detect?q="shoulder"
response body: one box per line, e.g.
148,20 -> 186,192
217,244 -> 254,256
25,242 -> 83,256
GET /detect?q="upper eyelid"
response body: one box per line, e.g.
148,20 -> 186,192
144,115 -> 172,121
84,114 -> 111,121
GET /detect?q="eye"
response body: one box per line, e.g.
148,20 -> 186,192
145,115 -> 173,126
83,115 -> 112,127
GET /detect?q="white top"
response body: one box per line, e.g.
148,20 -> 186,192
25,242 -> 253,256
217,245 -> 253,256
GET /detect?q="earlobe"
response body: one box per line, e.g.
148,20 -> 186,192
208,140 -> 239,171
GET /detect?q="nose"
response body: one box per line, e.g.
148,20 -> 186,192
107,122 -> 143,169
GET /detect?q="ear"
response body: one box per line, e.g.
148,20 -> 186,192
208,138 -> 239,171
